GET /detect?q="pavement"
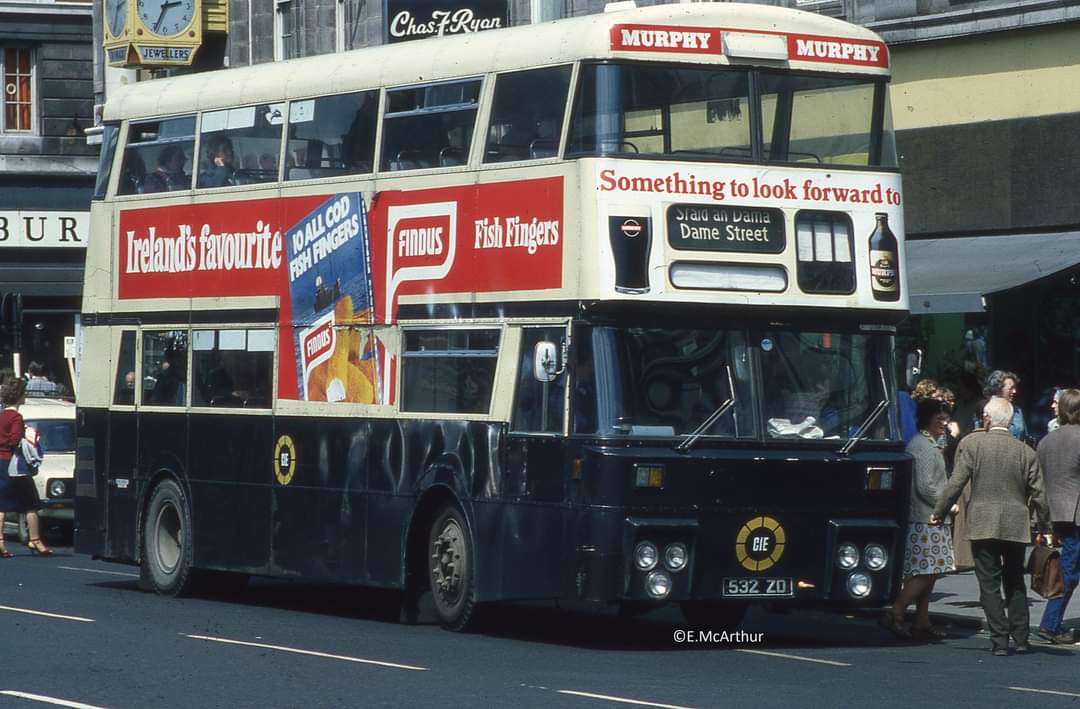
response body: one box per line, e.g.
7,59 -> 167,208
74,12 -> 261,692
923,567 -> 1080,646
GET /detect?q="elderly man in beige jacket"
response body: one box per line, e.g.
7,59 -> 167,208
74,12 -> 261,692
930,396 -> 1050,656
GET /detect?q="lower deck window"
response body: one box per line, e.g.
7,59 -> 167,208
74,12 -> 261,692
401,329 -> 499,414
191,329 -> 274,408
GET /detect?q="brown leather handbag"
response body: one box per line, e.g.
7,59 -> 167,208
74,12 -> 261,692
1027,543 -> 1065,599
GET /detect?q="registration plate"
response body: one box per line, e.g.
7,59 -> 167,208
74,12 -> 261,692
722,577 -> 793,598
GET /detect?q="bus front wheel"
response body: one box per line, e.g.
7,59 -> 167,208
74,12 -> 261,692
680,601 -> 748,630
141,479 -> 198,597
427,504 -> 477,631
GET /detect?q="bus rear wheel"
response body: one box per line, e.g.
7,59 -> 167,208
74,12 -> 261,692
142,479 -> 198,597
679,601 -> 747,630
427,504 -> 478,631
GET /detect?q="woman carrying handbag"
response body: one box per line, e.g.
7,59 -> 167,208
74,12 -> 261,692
0,377 -> 52,557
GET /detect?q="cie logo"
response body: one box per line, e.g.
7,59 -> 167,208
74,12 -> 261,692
736,516 -> 786,572
274,434 -> 297,486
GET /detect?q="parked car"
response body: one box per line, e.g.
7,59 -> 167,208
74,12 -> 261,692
2,394 -> 75,542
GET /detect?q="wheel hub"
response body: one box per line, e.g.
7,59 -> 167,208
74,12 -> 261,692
431,519 -> 464,600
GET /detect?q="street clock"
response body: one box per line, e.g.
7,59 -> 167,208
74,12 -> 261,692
137,0 -> 197,38
105,0 -> 129,39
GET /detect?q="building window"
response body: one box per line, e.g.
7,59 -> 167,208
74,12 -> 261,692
2,47 -> 34,133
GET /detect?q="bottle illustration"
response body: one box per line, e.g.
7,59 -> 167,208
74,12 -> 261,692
868,212 -> 899,302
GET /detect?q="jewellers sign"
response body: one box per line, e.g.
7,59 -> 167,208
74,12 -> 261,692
0,211 -> 89,248
386,0 -> 508,43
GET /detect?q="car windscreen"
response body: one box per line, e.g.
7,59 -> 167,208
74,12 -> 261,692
25,419 -> 75,453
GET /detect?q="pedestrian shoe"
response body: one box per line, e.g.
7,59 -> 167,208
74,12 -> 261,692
879,611 -> 911,639
991,647 -> 1009,657
1014,642 -> 1033,655
911,624 -> 948,641
1036,628 -> 1075,645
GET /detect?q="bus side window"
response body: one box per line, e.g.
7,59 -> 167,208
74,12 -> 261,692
401,329 -> 499,414
285,91 -> 377,181
198,103 -> 284,188
191,329 -> 274,409
484,65 -> 571,164
511,328 -> 567,434
141,330 -> 188,407
118,115 -> 196,195
113,330 -> 137,406
381,79 -> 481,172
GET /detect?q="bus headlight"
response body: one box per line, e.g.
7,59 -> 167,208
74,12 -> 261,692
846,572 -> 872,598
863,544 -> 888,571
836,543 -> 859,570
663,543 -> 688,572
634,541 -> 658,571
646,570 -> 672,599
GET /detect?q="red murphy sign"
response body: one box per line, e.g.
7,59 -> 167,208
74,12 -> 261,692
610,24 -> 888,69
116,176 -> 564,398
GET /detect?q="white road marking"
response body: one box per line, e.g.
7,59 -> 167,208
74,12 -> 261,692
0,690 -> 110,709
557,689 -> 697,709
58,566 -> 139,578
0,605 -> 95,623
184,634 -> 429,671
1008,686 -> 1080,699
735,648 -> 851,667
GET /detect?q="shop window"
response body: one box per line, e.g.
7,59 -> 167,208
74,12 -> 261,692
484,66 -> 570,163
285,91 -> 378,181
401,329 -> 499,414
795,211 -> 855,294
142,330 -> 188,407
381,79 -> 480,171
118,115 -> 196,195
197,104 -> 284,188
191,329 -> 274,408
2,47 -> 34,133
113,331 -> 137,406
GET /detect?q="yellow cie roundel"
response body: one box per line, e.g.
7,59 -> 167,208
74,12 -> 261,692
735,516 -> 787,572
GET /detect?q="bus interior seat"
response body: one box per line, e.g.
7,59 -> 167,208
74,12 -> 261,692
389,150 -> 430,171
529,138 -> 557,159
439,146 -> 465,166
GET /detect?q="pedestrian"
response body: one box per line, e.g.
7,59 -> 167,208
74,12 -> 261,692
930,396 -> 1050,656
1047,387 -> 1063,434
983,370 -> 1026,441
881,398 -> 956,640
900,378 -> 938,444
1034,387 -> 1080,644
0,377 -> 52,556
24,361 -> 59,395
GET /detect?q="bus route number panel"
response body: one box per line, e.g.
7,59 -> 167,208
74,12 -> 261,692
722,578 -> 794,598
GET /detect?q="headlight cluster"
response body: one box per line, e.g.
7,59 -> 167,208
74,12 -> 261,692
634,540 -> 689,599
46,478 -> 71,499
835,542 -> 890,599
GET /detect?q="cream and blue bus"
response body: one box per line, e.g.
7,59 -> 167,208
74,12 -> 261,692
76,1 -> 909,631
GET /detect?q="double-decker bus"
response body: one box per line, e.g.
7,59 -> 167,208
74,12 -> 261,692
76,1 -> 909,631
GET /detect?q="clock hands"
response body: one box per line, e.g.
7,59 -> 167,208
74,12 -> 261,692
153,0 -> 182,34
111,0 -> 127,32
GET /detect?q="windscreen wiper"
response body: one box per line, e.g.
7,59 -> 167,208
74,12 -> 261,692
840,367 -> 890,456
675,365 -> 736,454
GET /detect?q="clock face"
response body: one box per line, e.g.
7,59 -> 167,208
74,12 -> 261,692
107,0 -> 128,38
137,0 -> 196,37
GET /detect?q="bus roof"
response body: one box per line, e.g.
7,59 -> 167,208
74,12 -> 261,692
105,2 -> 888,122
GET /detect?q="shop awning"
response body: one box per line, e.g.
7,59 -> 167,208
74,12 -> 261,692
905,231 -> 1080,314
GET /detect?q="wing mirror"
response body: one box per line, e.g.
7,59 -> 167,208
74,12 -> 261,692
533,341 -> 564,383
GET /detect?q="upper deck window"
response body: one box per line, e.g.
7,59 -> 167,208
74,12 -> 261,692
197,103 -> 285,188
118,115 -> 196,195
760,72 -> 887,167
568,63 -> 751,160
285,90 -> 378,181
381,79 -> 481,171
484,66 -> 571,163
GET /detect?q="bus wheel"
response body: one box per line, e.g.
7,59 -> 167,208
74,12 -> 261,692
427,504 -> 477,631
142,479 -> 197,597
679,601 -> 747,630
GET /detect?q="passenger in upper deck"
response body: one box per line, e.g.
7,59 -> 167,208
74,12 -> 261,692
142,145 -> 189,193
198,136 -> 238,188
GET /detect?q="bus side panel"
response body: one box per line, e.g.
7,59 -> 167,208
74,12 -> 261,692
73,407 -> 110,557
106,409 -> 140,562
270,416 -> 369,583
474,501 -> 566,601
189,414 -> 274,575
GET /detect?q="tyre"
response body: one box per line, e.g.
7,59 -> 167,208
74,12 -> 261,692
680,601 -> 748,630
427,504 -> 478,631
141,479 -> 199,596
